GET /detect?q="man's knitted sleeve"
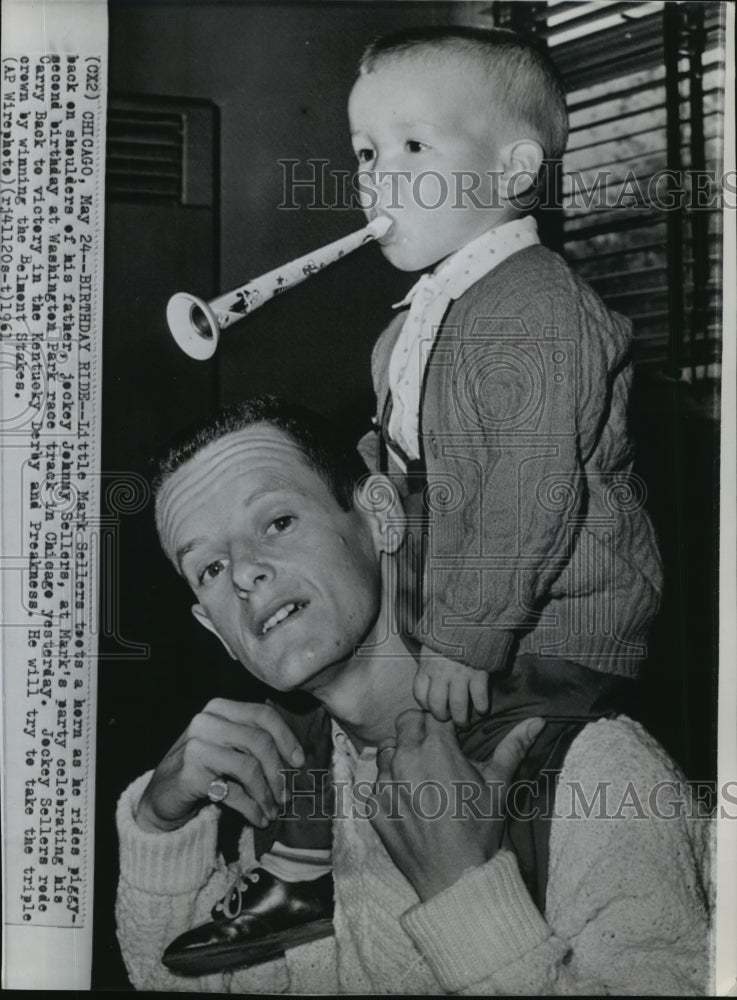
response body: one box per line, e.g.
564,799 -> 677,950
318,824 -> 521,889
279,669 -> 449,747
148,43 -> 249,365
400,719 -> 711,995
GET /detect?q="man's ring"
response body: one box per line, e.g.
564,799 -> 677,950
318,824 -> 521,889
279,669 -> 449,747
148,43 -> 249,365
207,777 -> 230,803
377,744 -> 396,763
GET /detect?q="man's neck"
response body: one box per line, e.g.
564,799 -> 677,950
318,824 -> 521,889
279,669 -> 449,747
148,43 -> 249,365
308,629 -> 419,752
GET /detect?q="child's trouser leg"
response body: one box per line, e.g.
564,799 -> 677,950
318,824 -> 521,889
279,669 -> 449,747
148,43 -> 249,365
254,698 -> 334,873
160,698 -> 336,976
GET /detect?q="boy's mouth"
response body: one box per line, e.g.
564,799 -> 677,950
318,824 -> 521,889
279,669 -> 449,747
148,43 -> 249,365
369,212 -> 394,243
258,601 -> 308,637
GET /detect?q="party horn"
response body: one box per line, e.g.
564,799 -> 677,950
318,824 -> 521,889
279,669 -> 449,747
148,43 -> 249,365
167,215 -> 392,359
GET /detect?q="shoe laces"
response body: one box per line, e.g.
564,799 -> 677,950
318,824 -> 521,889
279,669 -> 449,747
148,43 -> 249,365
212,867 -> 261,920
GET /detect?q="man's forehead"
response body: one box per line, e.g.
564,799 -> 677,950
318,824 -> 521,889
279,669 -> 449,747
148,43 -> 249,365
157,425 -> 311,546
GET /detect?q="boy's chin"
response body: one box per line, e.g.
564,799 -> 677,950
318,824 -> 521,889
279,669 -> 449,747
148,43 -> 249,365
379,244 -> 441,273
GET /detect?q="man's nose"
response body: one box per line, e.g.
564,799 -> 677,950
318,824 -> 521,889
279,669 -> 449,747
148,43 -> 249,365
230,547 -> 274,597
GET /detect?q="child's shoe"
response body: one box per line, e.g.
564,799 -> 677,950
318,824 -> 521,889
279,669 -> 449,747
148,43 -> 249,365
162,866 -> 334,975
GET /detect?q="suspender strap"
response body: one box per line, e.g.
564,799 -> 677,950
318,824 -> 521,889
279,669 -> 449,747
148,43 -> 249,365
378,393 -> 427,492
500,719 -> 592,911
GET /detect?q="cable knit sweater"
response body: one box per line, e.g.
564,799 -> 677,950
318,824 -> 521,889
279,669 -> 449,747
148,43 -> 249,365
358,246 -> 664,678
116,717 -> 711,994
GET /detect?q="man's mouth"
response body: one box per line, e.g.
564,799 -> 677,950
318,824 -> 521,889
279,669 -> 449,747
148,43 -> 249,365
259,601 -> 307,637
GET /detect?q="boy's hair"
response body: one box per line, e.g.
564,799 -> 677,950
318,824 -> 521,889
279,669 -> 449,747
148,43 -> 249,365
153,395 -> 369,534
359,25 -> 568,162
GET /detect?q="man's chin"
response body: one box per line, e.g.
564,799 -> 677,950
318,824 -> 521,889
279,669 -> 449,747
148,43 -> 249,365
270,646 -> 355,697
245,659 -> 328,695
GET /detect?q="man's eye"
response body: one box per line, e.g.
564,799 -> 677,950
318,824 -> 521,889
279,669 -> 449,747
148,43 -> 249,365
355,147 -> 375,164
266,515 -> 295,535
199,559 -> 226,585
405,140 -> 428,153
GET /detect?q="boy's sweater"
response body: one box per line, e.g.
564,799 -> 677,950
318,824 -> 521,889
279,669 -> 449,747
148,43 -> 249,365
359,245 -> 663,678
116,717 -> 710,994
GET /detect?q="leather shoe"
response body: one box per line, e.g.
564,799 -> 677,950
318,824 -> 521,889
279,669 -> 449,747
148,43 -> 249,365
162,867 -> 334,975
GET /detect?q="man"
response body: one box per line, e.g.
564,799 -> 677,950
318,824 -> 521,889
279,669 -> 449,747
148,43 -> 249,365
116,396 -> 710,994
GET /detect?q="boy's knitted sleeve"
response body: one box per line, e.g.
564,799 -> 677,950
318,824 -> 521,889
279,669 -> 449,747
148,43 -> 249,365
416,269 -> 648,674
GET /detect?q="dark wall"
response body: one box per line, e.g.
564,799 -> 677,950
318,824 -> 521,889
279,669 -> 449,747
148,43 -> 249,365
106,1 -> 473,433
631,377 -> 719,784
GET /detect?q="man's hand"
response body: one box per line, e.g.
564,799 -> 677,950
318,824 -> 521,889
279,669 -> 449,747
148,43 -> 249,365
370,710 -> 544,902
135,698 -> 305,833
413,647 -> 490,725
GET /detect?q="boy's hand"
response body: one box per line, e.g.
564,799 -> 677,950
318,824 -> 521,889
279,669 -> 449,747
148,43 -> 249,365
413,647 -> 490,725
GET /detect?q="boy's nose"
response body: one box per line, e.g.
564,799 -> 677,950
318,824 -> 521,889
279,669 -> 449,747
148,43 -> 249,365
362,163 -> 400,188
357,168 -> 382,205
358,169 -> 400,212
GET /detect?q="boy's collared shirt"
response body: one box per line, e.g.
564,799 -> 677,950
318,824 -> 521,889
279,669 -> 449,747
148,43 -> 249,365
387,215 -> 540,464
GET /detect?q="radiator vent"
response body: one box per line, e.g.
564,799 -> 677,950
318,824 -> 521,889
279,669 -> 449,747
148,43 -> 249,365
106,97 -> 216,207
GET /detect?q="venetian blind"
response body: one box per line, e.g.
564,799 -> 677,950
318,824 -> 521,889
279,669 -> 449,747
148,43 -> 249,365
475,1 -> 727,376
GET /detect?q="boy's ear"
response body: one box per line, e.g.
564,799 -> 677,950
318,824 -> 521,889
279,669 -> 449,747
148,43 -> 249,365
354,473 -> 406,555
498,138 -> 545,200
191,604 -> 237,659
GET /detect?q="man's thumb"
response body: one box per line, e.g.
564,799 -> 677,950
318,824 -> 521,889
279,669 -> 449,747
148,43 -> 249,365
492,717 -> 545,781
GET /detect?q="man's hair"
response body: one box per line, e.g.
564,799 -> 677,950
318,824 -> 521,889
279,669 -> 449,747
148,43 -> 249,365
153,395 -> 369,527
358,25 -> 569,162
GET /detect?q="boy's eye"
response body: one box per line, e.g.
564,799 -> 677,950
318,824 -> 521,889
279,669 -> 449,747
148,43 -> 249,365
199,559 -> 226,585
266,515 -> 296,536
355,147 -> 375,164
405,140 -> 428,154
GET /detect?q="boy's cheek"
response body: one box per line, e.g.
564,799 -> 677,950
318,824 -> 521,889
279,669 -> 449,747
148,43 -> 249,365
413,172 -> 448,209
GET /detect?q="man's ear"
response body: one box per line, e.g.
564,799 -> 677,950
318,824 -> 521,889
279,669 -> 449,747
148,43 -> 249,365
191,604 -> 237,659
354,473 -> 406,555
498,138 -> 544,201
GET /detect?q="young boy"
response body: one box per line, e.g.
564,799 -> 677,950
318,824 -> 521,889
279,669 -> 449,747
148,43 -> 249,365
351,25 -> 663,720
164,25 -> 664,974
